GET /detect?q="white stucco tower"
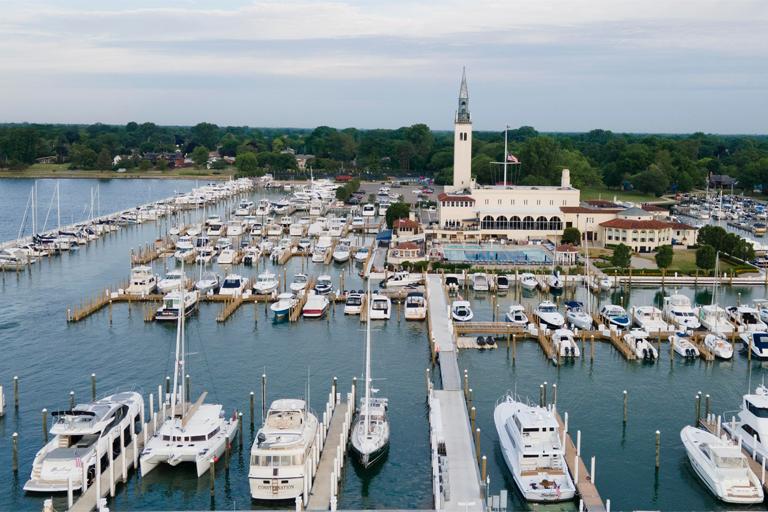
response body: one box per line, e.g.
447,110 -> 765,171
452,68 -> 472,191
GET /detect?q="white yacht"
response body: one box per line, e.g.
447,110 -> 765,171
350,287 -> 390,468
311,245 -> 328,263
249,399 -> 319,501
332,240 -> 351,263
551,329 -> 580,360
496,275 -> 510,291
219,274 -> 247,296
727,305 -> 767,332
253,271 -> 279,295
140,287 -> 239,478
472,273 -> 490,292
354,247 -> 370,263
302,292 -> 329,318
361,204 -> 376,217
505,304 -> 529,327
243,246 -> 261,266
663,294 -> 701,330
369,294 -> 392,320
206,220 -> 225,237
723,385 -> 768,466
669,331 -> 700,359
404,292 -> 427,320
270,292 -> 297,320
451,300 -> 474,322
681,426 -> 763,504
494,394 -> 576,503
519,273 -> 538,291
173,236 -> 196,262
631,306 -> 672,333
533,301 -> 564,329
216,248 -> 236,265
622,328 -> 658,361
156,290 -> 199,321
381,271 -> 422,288
24,392 -> 144,493
599,304 -> 630,329
546,271 -> 563,293
195,271 -> 220,294
195,246 -> 215,264
564,301 -> 592,330
227,220 -> 244,237
344,291 -> 364,315
314,275 -> 333,295
598,276 -> 613,291
126,265 -> 158,295
738,331 -> 768,359
158,270 -> 186,294
703,333 -> 733,359
290,273 -> 309,293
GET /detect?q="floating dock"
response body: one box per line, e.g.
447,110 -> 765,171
555,411 -> 605,511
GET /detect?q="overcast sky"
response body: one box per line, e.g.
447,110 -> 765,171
0,0 -> 766,133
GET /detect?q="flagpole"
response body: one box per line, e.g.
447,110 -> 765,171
503,125 -> 509,187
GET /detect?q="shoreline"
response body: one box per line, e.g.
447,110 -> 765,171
0,169 -> 236,180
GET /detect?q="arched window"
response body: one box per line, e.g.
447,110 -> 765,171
495,216 -> 508,230
510,216 -> 521,230
481,215 -> 494,230
549,216 -> 562,231
536,216 -> 548,230
523,216 -> 535,230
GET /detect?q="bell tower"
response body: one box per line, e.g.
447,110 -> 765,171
452,68 -> 472,190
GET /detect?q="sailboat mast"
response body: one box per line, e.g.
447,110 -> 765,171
171,262 -> 186,418
56,182 -> 61,231
503,125 -> 509,187
364,283 -> 372,435
32,182 -> 37,235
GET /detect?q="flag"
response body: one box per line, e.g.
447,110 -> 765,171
507,154 -> 520,164
75,457 -> 82,468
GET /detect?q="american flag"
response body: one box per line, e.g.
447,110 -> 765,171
507,154 -> 520,164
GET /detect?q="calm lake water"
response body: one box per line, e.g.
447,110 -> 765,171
0,178 -> 768,510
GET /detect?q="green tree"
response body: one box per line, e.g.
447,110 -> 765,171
191,123 -> 220,149
139,159 -> 151,171
561,227 -> 581,246
655,245 -> 673,269
385,202 -> 410,229
191,146 -> 209,168
520,136 -> 560,184
696,244 -> 717,270
335,186 -> 351,202
96,148 -> 113,170
156,159 -> 169,171
610,243 -> 632,268
235,151 -> 260,176
630,164 -> 670,196
69,144 -> 98,169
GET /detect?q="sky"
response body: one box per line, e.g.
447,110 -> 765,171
0,0 -> 766,134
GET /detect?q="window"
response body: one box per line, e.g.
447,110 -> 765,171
536,200 -> 541,206
495,216 -> 508,230
481,216 -> 494,230
523,216 -> 534,230
510,216 -> 521,230
548,217 -> 562,231
524,200 -> 528,205
747,401 -> 768,418
549,200 -> 553,205
485,199 -> 489,205
535,216 -> 548,230
498,199 -> 502,205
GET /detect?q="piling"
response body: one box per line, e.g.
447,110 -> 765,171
12,432 -> 18,472
655,430 -> 661,469
42,408 -> 48,443
13,376 -> 19,408
69,391 -> 75,410
185,374 -> 191,402
250,392 -> 255,428
543,381 -> 548,406
695,394 -> 701,425
539,385 -> 544,407
481,455 -> 487,483
623,390 -> 628,423
471,406 -> 477,431
705,394 -> 710,418
590,335 -> 595,361
475,428 -> 481,464
238,412 -> 243,440
552,383 -> 557,408
166,376 -> 171,395
261,373 -> 267,421
210,457 -> 216,496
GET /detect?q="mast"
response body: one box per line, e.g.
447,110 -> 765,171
364,281 -> 372,435
56,182 -> 61,231
32,182 -> 37,235
170,261 -> 186,418
503,125 -> 509,187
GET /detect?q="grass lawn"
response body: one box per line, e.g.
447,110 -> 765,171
580,186 -> 671,204
635,249 -> 736,274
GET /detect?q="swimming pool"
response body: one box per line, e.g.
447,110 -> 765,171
441,243 -> 551,263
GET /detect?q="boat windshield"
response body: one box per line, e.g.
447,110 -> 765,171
539,305 -> 556,313
222,279 -> 241,288
714,454 -> 746,468
746,400 -> 768,418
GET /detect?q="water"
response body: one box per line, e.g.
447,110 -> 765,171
2,178 -> 768,510
442,244 -> 551,264
0,178 -> 200,243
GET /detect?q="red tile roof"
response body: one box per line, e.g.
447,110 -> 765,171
555,244 -> 579,252
395,242 -> 420,250
599,219 -> 675,230
394,218 -> 419,229
585,200 -> 621,208
560,206 -> 622,214
669,222 -> 697,230
641,203 -> 667,212
438,193 -> 475,202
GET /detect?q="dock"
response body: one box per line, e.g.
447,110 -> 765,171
425,274 -> 483,512
555,411 -> 605,511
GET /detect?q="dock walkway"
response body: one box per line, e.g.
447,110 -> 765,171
307,401 -> 351,510
555,412 -> 605,511
425,274 -> 483,512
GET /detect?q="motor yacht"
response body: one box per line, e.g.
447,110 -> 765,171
404,292 -> 427,320
722,385 -> 768,467
243,246 -> 261,266
496,275 -> 510,291
333,240 -> 351,264
290,273 -> 309,293
126,265 -> 158,295
344,291 -> 364,315
703,334 -> 733,360
369,294 -> 392,320
472,273 -> 490,292
669,331 -> 700,359
505,304 -> 529,327
493,394 -> 576,502
598,276 -> 613,291
519,273 -> 538,291
551,329 -> 580,360
663,294 -> 701,330
158,270 -> 186,294
546,271 -> 563,293
195,271 -> 220,294
227,220 -> 244,237
195,246 -> 215,264
216,248 -> 236,265
451,301 -> 474,322
249,399 -> 319,501
206,220 -> 225,237
24,392 -> 144,493
270,293 -> 297,320
381,271 -> 422,288
311,245 -> 328,263
173,236 -> 196,262
302,293 -> 330,318
156,290 -> 199,321
599,304 -> 630,330
314,275 -> 333,295
681,426 -> 763,504
738,331 -> 768,359
219,274 -> 247,297
253,271 -> 279,295
622,328 -> 658,361
351,216 -> 364,228
362,204 -> 376,217
298,238 -> 312,252
354,247 -> 370,263
631,306 -> 671,333
727,306 -> 768,332
563,301 -> 592,330
533,301 -> 564,329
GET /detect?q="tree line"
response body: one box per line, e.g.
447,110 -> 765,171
1,122 -> 767,195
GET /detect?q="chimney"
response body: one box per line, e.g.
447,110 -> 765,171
561,168 -> 571,188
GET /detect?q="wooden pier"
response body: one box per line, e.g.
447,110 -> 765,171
216,295 -> 245,322
555,411 -> 605,511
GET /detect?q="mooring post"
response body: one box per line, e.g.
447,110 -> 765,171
12,432 -> 18,472
655,430 -> 661,469
475,428 -> 481,464
69,390 -> 75,410
210,457 -> 216,496
262,373 -> 267,422
250,391 -> 255,429
623,390 -> 628,423
91,373 -> 96,401
539,384 -> 544,407
165,376 -> 171,395
14,375 -> 19,409
471,406 -> 477,431
42,408 -> 48,443
552,383 -> 557,408
705,394 -> 710,418
185,374 -> 190,403
695,393 -> 701,425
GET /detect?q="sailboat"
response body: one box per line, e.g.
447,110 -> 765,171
140,262 -> 239,477
350,282 -> 390,468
